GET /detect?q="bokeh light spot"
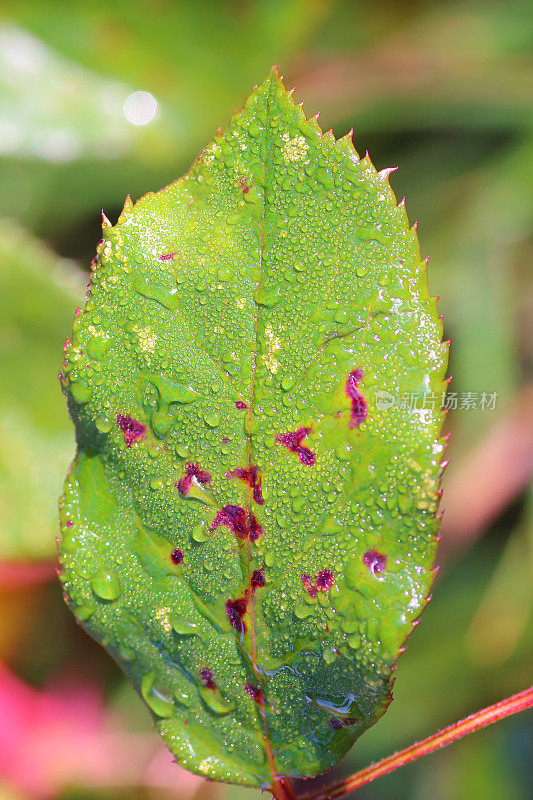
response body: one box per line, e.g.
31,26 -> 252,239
123,91 -> 157,125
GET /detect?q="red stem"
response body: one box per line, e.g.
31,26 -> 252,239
299,686 -> 533,800
270,777 -> 297,800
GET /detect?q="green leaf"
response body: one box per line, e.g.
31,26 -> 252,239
0,220 -> 83,559
58,69 -> 448,789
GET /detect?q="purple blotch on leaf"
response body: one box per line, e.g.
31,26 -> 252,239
177,463 -> 211,495
316,569 -> 334,591
302,569 -> 334,598
302,574 -> 317,598
211,505 -> 262,541
199,668 -> 216,690
116,415 -> 146,447
277,427 -> 316,466
226,466 -> 264,505
345,370 -> 367,428
244,683 -> 263,703
363,550 -> 387,575
249,514 -> 263,541
251,569 -> 265,589
158,252 -> 175,261
170,549 -> 183,565
212,505 -> 247,538
225,598 -> 248,632
235,400 -> 247,410
329,717 -> 359,729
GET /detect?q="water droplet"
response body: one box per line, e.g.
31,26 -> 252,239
144,374 -> 199,405
75,604 -> 94,621
91,571 -> 121,601
256,285 -> 281,307
118,645 -> 137,662
170,613 -> 202,637
217,266 -> 232,281
198,687 -> 235,716
141,671 -> 175,717
70,381 -> 92,404
95,414 -> 112,433
294,604 -> 314,620
281,375 -> 295,391
334,442 -> 351,461
135,279 -> 179,311
192,521 -> 209,542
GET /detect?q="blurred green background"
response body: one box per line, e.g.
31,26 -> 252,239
0,1 -> 531,799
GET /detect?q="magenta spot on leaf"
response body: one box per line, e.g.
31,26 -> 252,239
176,462 -> 212,495
158,252 -> 175,261
363,550 -> 387,575
346,369 -> 363,390
345,370 -> 367,428
251,569 -> 265,589
240,177 -> 251,194
329,717 -> 358,729
277,427 -> 310,450
303,569 -> 334,597
212,505 -> 247,538
235,400 -> 247,410
199,668 -> 216,690
244,683 -> 263,703
116,415 -> 146,447
277,427 -> 316,466
226,466 -> 264,505
212,505 -> 262,541
316,569 -> 334,591
298,447 -> 316,466
249,514 -> 263,541
302,573 -> 317,599
170,549 -> 183,565
225,598 -> 248,632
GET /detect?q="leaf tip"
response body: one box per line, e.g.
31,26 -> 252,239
118,195 -> 133,223
269,64 -> 284,84
379,166 -> 398,180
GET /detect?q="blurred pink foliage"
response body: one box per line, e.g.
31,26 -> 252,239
0,660 -> 207,799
